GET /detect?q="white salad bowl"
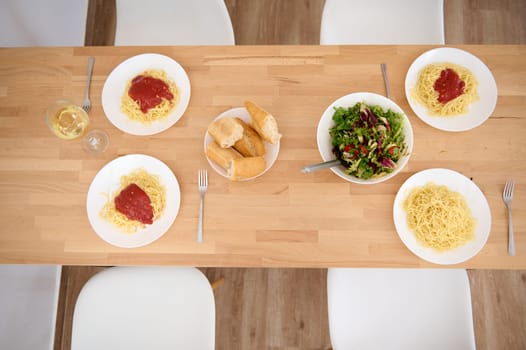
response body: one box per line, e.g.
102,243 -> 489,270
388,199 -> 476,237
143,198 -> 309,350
316,92 -> 414,184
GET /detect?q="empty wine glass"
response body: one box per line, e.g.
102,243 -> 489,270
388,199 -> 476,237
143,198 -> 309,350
82,128 -> 109,153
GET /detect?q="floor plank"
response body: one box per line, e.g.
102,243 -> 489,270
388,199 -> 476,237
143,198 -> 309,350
225,0 -> 325,45
85,0 -> 116,46
202,268 -> 332,350
444,0 -> 526,44
468,270 -> 526,350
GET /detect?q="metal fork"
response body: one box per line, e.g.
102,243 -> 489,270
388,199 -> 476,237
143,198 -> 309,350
197,169 -> 208,243
381,63 -> 391,99
502,179 -> 515,256
82,56 -> 95,113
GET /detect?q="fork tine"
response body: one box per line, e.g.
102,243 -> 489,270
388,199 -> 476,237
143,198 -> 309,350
503,179 -> 515,200
198,169 -> 207,188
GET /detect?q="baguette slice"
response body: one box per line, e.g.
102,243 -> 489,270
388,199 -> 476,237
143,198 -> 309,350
206,141 -> 243,170
207,117 -> 244,148
244,100 -> 282,144
233,117 -> 266,157
227,156 -> 267,181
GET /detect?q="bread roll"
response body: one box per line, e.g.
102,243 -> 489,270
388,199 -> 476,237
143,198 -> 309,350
227,156 -> 267,181
206,141 -> 242,170
207,117 -> 243,148
233,118 -> 266,157
244,100 -> 282,144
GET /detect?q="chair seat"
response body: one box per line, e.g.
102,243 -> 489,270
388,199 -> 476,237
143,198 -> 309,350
327,268 -> 476,350
114,0 -> 235,45
71,266 -> 215,350
320,0 -> 444,45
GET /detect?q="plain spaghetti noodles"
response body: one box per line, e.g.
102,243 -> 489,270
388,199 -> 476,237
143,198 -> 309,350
411,62 -> 478,116
403,182 -> 476,251
121,69 -> 179,124
101,168 -> 166,233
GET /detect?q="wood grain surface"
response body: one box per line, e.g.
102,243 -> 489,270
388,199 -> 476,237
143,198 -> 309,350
0,45 -> 524,268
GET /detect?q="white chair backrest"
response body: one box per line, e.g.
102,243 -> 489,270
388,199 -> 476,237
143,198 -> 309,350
0,0 -> 88,47
320,0 -> 444,45
114,0 -> 235,45
327,268 -> 476,350
71,266 -> 215,350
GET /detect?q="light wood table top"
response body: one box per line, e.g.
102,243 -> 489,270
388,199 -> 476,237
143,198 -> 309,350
0,45 -> 524,268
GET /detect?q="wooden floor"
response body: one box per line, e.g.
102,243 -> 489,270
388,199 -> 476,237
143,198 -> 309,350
59,1 -> 526,349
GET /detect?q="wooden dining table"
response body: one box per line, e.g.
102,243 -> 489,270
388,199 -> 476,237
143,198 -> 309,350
0,45 -> 524,268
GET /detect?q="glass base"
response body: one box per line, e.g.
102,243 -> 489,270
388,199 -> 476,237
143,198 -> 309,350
82,128 -> 109,154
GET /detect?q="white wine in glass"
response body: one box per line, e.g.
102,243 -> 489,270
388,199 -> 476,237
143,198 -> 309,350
45,99 -> 109,153
46,100 -> 89,140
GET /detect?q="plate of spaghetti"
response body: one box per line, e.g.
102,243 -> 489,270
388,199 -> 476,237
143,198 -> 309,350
405,47 -> 497,132
393,168 -> 491,265
102,53 -> 191,135
86,154 -> 180,248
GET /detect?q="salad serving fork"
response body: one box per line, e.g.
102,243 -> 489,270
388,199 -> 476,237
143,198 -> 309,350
82,56 -> 95,113
502,179 -> 515,256
197,169 -> 208,243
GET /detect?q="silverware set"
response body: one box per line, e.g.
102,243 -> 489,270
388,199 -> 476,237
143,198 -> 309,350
502,179 -> 515,256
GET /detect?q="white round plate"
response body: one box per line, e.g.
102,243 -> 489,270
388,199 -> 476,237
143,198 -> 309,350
101,53 -> 191,136
316,92 -> 413,184
393,168 -> 491,265
86,154 -> 180,248
405,47 -> 497,132
204,107 -> 280,181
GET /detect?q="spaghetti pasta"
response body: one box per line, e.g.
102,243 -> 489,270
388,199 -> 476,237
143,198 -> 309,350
411,62 -> 478,116
121,69 -> 179,124
403,182 -> 476,251
101,168 -> 166,233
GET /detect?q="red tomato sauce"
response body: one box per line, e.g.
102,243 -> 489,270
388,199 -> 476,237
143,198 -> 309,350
128,75 -> 173,113
433,68 -> 465,104
114,183 -> 154,225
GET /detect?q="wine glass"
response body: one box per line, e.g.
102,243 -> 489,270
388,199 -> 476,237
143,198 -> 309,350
45,99 -> 109,153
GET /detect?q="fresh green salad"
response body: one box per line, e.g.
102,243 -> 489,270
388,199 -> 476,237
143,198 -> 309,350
330,102 -> 408,180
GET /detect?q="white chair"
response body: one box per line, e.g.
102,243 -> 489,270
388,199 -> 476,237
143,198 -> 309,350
71,266 -> 216,350
320,0 -> 445,45
0,265 -> 62,350
114,0 -> 235,45
0,0 -> 88,47
327,268 -> 476,350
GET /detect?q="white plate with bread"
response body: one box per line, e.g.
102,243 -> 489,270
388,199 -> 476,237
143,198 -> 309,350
204,101 -> 281,181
